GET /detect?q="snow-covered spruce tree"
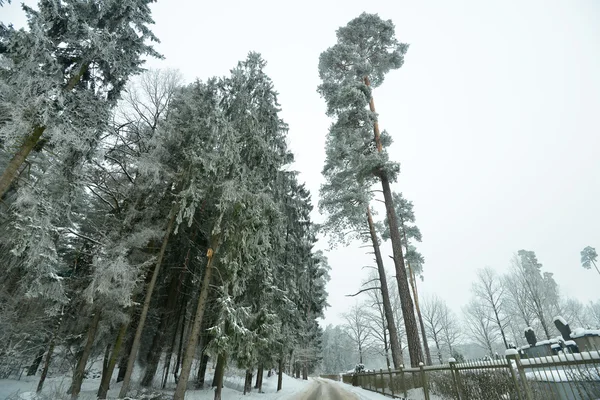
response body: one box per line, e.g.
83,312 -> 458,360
509,250 -> 560,340
171,53 -> 294,400
379,191 -> 432,365
0,0 -> 160,199
318,12 -> 423,366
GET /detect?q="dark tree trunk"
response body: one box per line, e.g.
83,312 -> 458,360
367,207 -> 403,369
162,302 -> 183,389
173,246 -> 217,400
213,353 -> 226,400
243,369 -> 252,394
27,347 -> 45,376
196,354 -> 209,388
37,317 -> 61,394
141,260 -> 183,387
268,368 -> 272,378
381,174 -> 424,367
364,75 -> 423,367
69,311 -> 102,400
408,265 -> 432,365
277,358 -> 283,391
119,209 -> 177,398
254,366 -> 263,390
97,323 -> 127,399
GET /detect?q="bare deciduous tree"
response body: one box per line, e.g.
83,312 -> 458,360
472,267 -> 510,348
342,303 -> 373,365
464,300 -> 501,356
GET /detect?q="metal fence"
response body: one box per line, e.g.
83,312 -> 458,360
340,350 -> 600,400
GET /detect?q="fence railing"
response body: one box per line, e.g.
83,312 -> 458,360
340,350 -> 600,400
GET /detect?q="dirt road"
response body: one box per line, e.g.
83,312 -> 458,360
292,378 -> 360,400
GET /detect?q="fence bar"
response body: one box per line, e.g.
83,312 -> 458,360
513,353 -> 534,400
389,368 -> 395,398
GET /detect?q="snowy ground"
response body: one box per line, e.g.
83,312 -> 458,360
0,370 -> 311,400
323,378 -> 447,400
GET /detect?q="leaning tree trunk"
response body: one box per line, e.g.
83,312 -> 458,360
213,353 -> 227,400
364,76 -> 423,367
27,347 -> 45,376
69,311 -> 102,400
37,313 -> 63,393
172,246 -> 216,400
367,207 -> 403,369
97,322 -> 127,399
141,258 -> 184,387
0,63 -> 89,199
408,265 -> 432,365
400,216 -> 433,366
119,208 -> 177,398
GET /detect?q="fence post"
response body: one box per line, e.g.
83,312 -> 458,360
400,365 -> 407,398
420,362 -> 430,400
448,358 -> 461,400
510,352 -> 533,400
505,351 -> 524,400
380,369 -> 385,395
389,367 -> 395,398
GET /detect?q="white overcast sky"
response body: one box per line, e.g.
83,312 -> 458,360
3,0 -> 599,327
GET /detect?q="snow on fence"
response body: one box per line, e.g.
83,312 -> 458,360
341,349 -> 600,400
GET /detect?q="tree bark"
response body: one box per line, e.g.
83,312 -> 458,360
366,207 -> 403,369
243,369 -> 252,394
408,265 -> 432,365
37,315 -> 62,393
69,311 -> 102,400
364,76 -> 423,367
27,347 -> 45,376
0,63 -> 89,199
119,208 -> 178,398
0,126 -> 46,199
196,354 -> 209,388
277,357 -> 283,391
141,259 -> 184,387
213,353 -> 227,400
172,246 -> 216,400
255,366 -> 263,391
97,322 -> 127,399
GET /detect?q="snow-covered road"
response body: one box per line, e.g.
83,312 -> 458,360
292,379 -> 359,400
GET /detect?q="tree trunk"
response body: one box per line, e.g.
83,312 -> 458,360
119,208 -> 177,398
268,369 -> 272,378
493,307 -> 509,349
37,317 -> 61,394
408,267 -> 432,365
69,311 -> 102,400
255,366 -> 263,391
212,352 -> 225,388
172,247 -> 216,400
196,354 -> 209,388
162,302 -> 183,389
213,353 -> 227,400
367,207 -> 403,369
0,126 -> 46,199
277,357 -> 283,391
243,369 -> 252,394
0,63 -> 89,200
364,76 -> 423,367
141,261 -> 183,387
302,364 -> 308,380
27,347 -> 45,376
173,296 -> 188,384
97,322 -> 127,399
